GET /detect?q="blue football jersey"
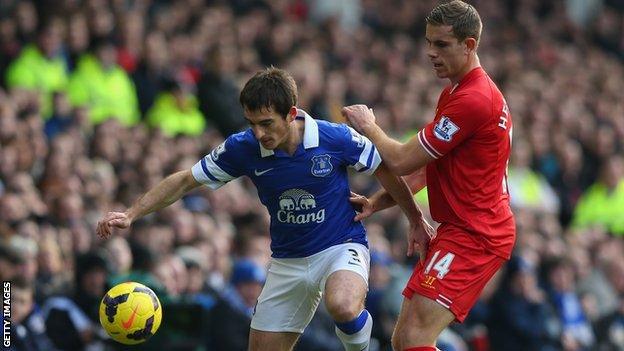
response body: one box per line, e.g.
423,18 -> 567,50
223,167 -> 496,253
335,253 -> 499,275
191,109 -> 381,258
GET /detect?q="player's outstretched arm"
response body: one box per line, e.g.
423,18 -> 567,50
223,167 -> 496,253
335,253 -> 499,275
342,105 -> 434,175
96,170 -> 201,238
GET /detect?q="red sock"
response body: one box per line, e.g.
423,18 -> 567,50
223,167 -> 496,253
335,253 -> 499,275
404,347 -> 437,351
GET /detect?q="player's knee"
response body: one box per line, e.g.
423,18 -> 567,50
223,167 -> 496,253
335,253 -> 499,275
398,324 -> 437,347
393,313 -> 437,348
326,296 -> 361,322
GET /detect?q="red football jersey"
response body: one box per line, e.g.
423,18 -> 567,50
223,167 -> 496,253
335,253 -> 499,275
417,67 -> 515,259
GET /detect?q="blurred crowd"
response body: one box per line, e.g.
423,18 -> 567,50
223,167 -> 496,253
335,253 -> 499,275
0,0 -> 623,350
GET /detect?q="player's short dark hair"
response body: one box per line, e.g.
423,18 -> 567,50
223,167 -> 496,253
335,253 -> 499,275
239,67 -> 298,119
426,0 -> 482,45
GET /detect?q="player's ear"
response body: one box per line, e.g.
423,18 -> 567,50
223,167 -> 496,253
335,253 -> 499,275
287,106 -> 297,122
464,37 -> 477,53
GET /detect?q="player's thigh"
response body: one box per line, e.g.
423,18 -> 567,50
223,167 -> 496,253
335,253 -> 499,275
248,329 -> 301,351
319,243 -> 369,293
251,258 -> 322,334
320,243 -> 370,320
393,294 -> 455,348
324,270 -> 367,321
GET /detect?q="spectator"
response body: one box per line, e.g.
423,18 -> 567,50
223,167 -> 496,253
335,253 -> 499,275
574,244 -> 619,320
594,298 -> 624,351
146,77 -> 206,137
488,256 -> 560,351
594,260 -> 624,350
102,236 -> 133,276
65,12 -> 89,72
67,37 -> 139,126
550,139 -> 588,226
508,139 -> 560,214
309,0 -> 362,32
5,16 -> 67,117
197,46 -> 246,136
9,277 -> 60,351
35,234 -> 71,302
43,92 -> 75,140
206,259 -> 266,351
366,250 -> 395,349
0,242 -> 23,281
5,235 -> 38,284
544,257 -> 596,350
0,16 -> 21,83
131,31 -> 170,116
573,155 -> 624,235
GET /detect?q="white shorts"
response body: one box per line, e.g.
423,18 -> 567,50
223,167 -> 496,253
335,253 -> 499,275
250,243 -> 370,333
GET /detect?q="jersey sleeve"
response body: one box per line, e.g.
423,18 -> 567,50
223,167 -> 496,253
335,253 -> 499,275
342,125 -> 382,175
417,94 -> 490,159
191,136 -> 243,189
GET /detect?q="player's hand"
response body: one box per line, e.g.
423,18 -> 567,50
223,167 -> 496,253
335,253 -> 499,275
350,191 -> 374,221
342,104 -> 376,134
96,211 -> 131,239
407,218 -> 434,259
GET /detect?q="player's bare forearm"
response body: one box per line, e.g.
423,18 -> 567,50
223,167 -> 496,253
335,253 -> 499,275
363,125 -> 424,175
126,170 -> 200,222
367,189 -> 397,213
368,166 -> 426,213
363,124 -> 407,174
374,163 -> 422,223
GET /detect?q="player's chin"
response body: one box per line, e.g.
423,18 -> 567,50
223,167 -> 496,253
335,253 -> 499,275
433,69 -> 448,78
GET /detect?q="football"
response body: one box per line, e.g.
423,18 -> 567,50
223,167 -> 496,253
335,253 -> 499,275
99,282 -> 163,345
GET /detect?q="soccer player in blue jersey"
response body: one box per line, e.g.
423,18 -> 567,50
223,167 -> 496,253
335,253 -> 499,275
97,68 -> 427,351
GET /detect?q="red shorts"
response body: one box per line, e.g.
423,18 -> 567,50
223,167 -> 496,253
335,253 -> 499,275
403,225 -> 507,322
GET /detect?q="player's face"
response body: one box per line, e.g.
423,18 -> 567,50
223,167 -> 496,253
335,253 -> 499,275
245,106 -> 296,150
425,24 -> 471,83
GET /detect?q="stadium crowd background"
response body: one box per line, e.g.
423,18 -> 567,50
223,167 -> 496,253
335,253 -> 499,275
0,0 -> 623,350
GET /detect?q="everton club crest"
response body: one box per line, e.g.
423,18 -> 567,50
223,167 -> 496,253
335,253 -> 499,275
311,154 -> 333,177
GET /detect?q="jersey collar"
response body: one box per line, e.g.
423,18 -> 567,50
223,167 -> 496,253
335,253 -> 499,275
450,66 -> 484,94
259,108 -> 319,157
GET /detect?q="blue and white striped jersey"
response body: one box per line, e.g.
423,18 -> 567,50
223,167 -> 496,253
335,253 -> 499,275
191,109 -> 381,258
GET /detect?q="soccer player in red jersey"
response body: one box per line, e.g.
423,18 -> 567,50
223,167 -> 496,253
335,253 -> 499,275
342,1 -> 515,351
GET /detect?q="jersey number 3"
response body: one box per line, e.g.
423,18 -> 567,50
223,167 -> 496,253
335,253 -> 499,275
347,248 -> 362,266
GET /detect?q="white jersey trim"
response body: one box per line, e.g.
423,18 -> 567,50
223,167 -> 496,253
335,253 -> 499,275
350,132 -> 381,175
191,156 -> 234,189
418,130 -> 442,159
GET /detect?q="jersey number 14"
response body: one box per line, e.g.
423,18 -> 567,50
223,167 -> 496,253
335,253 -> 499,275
424,250 -> 455,279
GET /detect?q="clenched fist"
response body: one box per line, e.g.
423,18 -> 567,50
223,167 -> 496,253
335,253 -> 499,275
341,104 -> 376,134
96,211 -> 131,239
